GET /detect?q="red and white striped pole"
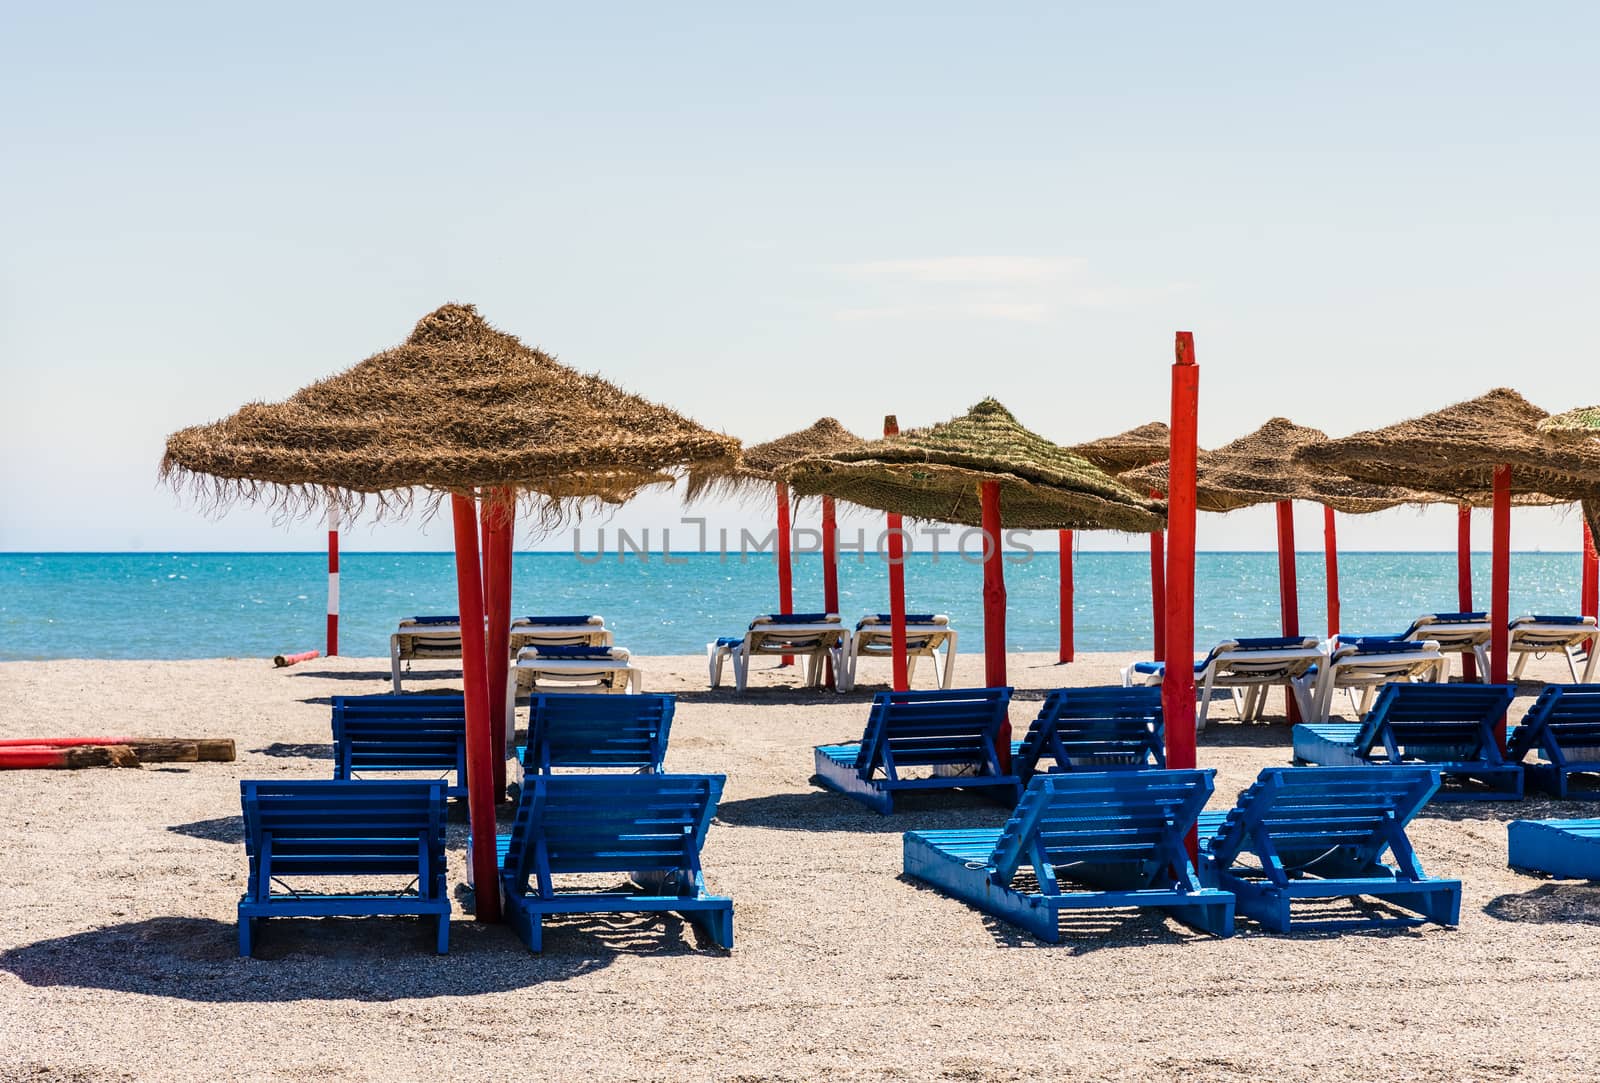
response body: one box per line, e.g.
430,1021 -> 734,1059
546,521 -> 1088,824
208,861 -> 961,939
326,501 -> 340,657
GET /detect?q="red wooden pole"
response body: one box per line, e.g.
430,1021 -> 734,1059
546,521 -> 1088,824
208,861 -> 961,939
1165,332 -> 1199,783
1490,466 -> 1512,749
822,494 -> 840,686
1582,520 -> 1597,652
326,503 -> 339,657
1149,520 -> 1166,660
981,479 -> 1010,772
481,489 -> 514,802
1275,499 -> 1302,724
450,493 -> 500,921
1323,505 -> 1340,639
776,481 -> 796,665
1458,504 -> 1477,681
885,416 -> 909,691
1058,529 -> 1074,664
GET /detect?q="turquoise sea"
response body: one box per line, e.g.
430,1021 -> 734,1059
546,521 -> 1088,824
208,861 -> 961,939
0,551 -> 1590,661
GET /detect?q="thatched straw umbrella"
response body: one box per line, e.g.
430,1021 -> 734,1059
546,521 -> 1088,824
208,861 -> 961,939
163,302 -> 738,919
1064,422 -> 1171,665
701,418 -> 864,668
1538,407 -> 1600,640
1297,388 -> 1600,735
784,398 -> 1165,766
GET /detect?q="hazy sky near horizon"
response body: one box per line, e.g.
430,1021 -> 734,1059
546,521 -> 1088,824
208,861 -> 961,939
2,3 -> 1597,553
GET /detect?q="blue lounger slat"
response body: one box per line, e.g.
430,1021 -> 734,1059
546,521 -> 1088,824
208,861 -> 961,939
1507,685 -> 1600,798
1013,686 -> 1164,784
1508,819 -> 1600,879
237,779 -> 451,956
1290,682 -> 1521,799
1200,766 -> 1460,932
813,687 -> 1021,814
497,773 -> 733,952
520,692 -> 674,775
904,770 -> 1234,940
331,694 -> 468,799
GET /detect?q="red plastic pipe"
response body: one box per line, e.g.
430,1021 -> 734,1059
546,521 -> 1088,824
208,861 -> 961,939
1323,505 -> 1340,639
776,482 -> 795,665
1149,518 -> 1166,661
326,503 -> 339,657
822,494 -> 840,686
1058,529 -> 1074,664
451,492 -> 501,922
1490,466 -> 1511,748
1458,505 -> 1477,681
1275,500 -> 1302,724
273,649 -> 320,668
1165,332 -> 1200,784
884,415 -> 909,692
981,479 -> 1010,772
481,489 -> 514,801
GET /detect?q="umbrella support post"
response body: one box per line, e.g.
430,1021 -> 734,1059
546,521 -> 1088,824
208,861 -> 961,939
1458,505 -> 1476,681
776,482 -> 795,665
1058,529 -> 1074,664
1490,467 -> 1511,749
1276,500 -> 1301,724
451,493 -> 502,922
884,415 -> 909,692
326,503 -> 339,657
1582,521 -> 1597,654
1164,333 -> 1200,806
482,490 -> 514,801
1149,525 -> 1166,661
1323,505 -> 1340,639
822,495 -> 840,687
980,480 -> 1009,771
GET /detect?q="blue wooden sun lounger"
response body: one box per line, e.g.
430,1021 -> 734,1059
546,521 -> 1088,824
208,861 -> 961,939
1508,819 -> 1600,879
1291,682 -> 1521,799
903,770 -> 1234,940
514,693 -> 674,784
813,687 -> 1022,814
1011,686 -> 1165,784
238,779 -> 451,956
496,773 -> 733,953
331,694 -> 468,799
1199,766 -> 1461,932
1507,685 -> 1600,798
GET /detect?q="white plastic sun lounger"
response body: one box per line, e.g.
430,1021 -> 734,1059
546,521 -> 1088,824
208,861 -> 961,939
508,615 -> 613,654
707,613 -> 845,693
1121,637 -> 1322,730
832,613 -> 957,693
390,616 -> 467,693
512,645 -> 641,696
1300,637 -> 1445,723
1370,612 -> 1492,682
1509,615 -> 1599,684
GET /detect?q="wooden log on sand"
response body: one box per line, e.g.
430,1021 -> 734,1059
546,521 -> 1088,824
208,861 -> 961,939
0,744 -> 141,769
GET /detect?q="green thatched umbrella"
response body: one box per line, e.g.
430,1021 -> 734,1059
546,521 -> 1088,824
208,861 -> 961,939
162,303 -> 738,920
785,399 -> 1163,751
1296,388 -> 1600,722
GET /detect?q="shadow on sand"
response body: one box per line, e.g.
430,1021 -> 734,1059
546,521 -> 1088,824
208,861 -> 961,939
715,787 -> 1011,835
1484,882 -> 1600,925
168,816 -> 245,844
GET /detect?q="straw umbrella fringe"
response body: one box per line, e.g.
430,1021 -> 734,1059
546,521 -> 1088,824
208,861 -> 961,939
1071,421 -> 1171,475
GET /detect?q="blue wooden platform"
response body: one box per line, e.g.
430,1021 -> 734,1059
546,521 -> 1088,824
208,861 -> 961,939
331,694 -> 468,799
903,770 -> 1234,941
496,773 -> 732,953
1508,819 -> 1600,879
238,779 -> 451,956
1290,682 -> 1521,799
1012,685 -> 1164,784
1200,766 -> 1460,932
814,687 -> 1022,814
1507,685 -> 1600,798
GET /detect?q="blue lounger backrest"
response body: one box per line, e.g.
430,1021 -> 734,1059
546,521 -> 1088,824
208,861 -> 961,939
1206,766 -> 1438,877
854,687 -> 1012,775
502,774 -> 724,898
527,692 -> 674,772
1351,682 -> 1516,760
240,779 -> 447,891
1509,685 -> 1600,760
517,615 -> 600,625
408,616 -> 460,625
1015,686 -> 1165,778
331,695 -> 468,780
988,770 -> 1213,889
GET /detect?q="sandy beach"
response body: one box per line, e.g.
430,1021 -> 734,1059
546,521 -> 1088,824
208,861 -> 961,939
2,650 -> 1597,1082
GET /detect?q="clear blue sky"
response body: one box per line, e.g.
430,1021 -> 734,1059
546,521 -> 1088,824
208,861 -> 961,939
2,3 -> 1595,552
